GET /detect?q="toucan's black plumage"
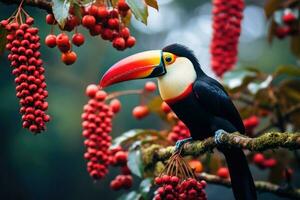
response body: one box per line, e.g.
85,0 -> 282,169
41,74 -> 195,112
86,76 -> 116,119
162,44 -> 256,200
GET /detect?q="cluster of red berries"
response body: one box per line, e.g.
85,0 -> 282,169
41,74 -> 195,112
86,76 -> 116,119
1,15 -> 50,134
168,120 -> 191,143
132,81 -> 157,119
109,146 -> 133,190
211,0 -> 244,77
243,115 -> 259,135
217,167 -> 230,179
154,175 -> 207,200
275,8 -> 299,39
45,29 -> 84,65
253,153 -> 277,169
82,84 -> 121,179
46,0 -> 135,53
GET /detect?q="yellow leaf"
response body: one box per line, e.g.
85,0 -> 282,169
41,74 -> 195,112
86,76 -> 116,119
145,0 -> 158,10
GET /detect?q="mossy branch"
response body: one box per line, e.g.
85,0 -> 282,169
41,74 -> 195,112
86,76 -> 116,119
199,173 -> 300,199
142,131 -> 300,167
0,0 -> 52,12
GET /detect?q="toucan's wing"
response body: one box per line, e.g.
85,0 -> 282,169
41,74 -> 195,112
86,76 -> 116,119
193,79 -> 245,134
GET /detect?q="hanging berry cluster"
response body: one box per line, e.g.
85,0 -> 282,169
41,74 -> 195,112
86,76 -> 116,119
274,7 -> 299,39
82,84 -> 119,179
44,0 -> 136,65
211,0 -> 244,77
1,6 -> 50,134
154,153 -> 207,200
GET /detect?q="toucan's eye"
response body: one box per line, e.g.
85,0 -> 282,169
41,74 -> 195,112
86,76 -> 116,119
165,56 -> 172,63
163,53 -> 175,65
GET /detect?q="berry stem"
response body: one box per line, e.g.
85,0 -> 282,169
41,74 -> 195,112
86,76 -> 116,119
106,89 -> 143,100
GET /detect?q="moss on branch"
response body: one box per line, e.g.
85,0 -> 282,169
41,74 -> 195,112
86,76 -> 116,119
142,132 -> 300,167
199,173 -> 300,199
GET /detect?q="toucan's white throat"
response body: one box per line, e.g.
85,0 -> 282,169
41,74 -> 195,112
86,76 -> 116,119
157,57 -> 197,101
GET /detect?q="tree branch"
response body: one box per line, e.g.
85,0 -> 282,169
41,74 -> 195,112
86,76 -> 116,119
0,0 -> 52,13
199,173 -> 300,199
142,132 -> 300,167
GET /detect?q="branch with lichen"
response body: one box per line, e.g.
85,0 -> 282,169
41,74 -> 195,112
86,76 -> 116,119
0,0 -> 52,12
199,173 -> 300,199
142,131 -> 300,167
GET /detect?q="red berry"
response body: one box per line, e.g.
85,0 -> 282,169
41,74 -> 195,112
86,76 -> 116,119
64,14 -> 79,31
161,102 -> 171,113
108,18 -> 119,29
82,15 -> 96,28
253,153 -> 265,165
120,27 -> 130,39
97,6 -> 109,18
217,167 -> 229,178
95,90 -> 107,101
45,34 -> 57,48
113,37 -> 126,50
88,5 -> 99,16
46,14 -> 56,24
263,158 -> 277,168
56,33 -> 69,46
126,36 -> 136,48
110,180 -> 122,190
282,12 -> 297,24
72,33 -> 85,46
144,81 -> 157,92
61,51 -> 77,65
275,26 -> 291,39
118,0 -> 130,11
132,105 -> 149,119
110,99 -> 121,113
115,151 -> 128,165
86,84 -> 99,97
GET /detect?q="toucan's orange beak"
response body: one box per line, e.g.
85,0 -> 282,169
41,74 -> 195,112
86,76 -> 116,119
100,50 -> 166,88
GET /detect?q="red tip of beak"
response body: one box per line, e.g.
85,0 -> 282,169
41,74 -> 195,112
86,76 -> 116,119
100,50 -> 162,88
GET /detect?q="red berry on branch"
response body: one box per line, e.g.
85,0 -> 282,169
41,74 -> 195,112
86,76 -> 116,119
115,151 -> 128,165
82,15 -> 96,28
161,102 -> 171,113
275,26 -> 291,39
126,36 -> 136,48
61,51 -> 77,65
72,33 -> 85,46
113,37 -> 126,50
282,10 -> 297,24
110,99 -> 121,113
263,158 -> 277,168
253,153 -> 265,165
46,14 -> 56,25
95,90 -> 107,101
217,167 -> 229,179
132,105 -> 149,119
118,0 -> 130,12
86,84 -> 99,98
97,6 -> 109,19
88,5 -> 99,16
45,34 -> 57,48
120,27 -> 130,39
144,81 -> 157,92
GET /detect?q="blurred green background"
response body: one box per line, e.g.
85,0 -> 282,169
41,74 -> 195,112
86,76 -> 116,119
0,0 -> 298,199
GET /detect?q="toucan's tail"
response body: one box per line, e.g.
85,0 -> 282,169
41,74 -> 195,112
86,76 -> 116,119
220,147 -> 257,200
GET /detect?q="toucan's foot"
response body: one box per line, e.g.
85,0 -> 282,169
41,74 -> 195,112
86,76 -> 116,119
214,129 -> 227,145
175,137 -> 193,152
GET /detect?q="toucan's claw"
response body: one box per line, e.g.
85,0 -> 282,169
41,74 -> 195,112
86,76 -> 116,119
175,137 -> 193,152
214,129 -> 227,145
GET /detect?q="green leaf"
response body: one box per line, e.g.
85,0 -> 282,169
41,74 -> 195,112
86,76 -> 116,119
145,0 -> 158,10
52,0 -> 71,28
273,65 -> 300,78
247,75 -> 273,95
0,26 -> 8,56
127,141 -> 144,178
117,191 -> 142,200
111,129 -> 160,149
139,178 -> 153,199
126,0 -> 148,25
223,68 -> 258,92
72,2 -> 83,20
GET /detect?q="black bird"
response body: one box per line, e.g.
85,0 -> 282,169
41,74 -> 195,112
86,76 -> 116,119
100,44 -> 257,200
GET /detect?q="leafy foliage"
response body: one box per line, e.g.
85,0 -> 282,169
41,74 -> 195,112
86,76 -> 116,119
52,0 -> 71,28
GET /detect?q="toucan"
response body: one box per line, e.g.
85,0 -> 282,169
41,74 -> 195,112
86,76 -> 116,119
100,44 -> 257,200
